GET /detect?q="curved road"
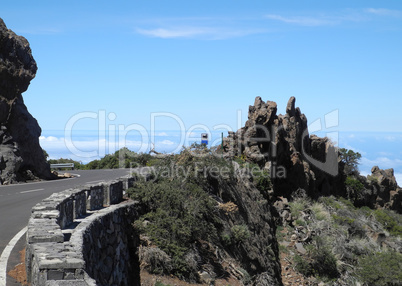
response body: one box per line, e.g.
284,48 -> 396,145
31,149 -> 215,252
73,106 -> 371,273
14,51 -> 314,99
0,168 -> 131,285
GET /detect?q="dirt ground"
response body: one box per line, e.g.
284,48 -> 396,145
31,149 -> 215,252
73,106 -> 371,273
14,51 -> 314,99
8,248 -> 28,285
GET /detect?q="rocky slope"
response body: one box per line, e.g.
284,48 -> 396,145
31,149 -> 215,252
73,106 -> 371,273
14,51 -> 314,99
0,18 -> 51,184
128,147 -> 283,285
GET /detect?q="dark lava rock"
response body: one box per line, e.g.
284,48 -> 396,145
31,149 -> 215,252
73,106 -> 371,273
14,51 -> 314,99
221,96 -> 343,200
0,18 -> 51,184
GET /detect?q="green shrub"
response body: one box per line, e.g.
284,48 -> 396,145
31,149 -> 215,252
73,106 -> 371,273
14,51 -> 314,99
141,247 -> 173,275
289,198 -> 310,219
312,247 -> 339,280
374,209 -> 402,237
319,196 -> 342,210
221,233 -> 232,246
345,176 -> 364,193
338,196 -> 356,209
252,168 -> 271,193
84,148 -> 156,169
332,214 -> 355,225
356,252 -> 402,285
239,268 -> 252,285
367,174 -> 379,183
231,225 -> 250,244
359,205 -> 372,213
294,248 -> 339,280
155,281 -> 172,286
275,226 -> 285,240
311,202 -> 330,221
127,145 -> 238,280
339,148 -> 361,175
129,177 -> 220,278
294,254 -> 314,277
295,218 -> 306,226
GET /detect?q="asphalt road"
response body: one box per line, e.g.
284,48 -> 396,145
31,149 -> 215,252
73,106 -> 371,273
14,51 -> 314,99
0,169 -> 131,268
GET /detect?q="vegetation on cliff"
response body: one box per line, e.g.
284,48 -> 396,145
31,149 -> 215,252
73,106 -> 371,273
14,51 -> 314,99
47,147 -> 154,170
47,142 -> 402,285
127,144 -> 282,285
45,95 -> 402,285
277,195 -> 402,285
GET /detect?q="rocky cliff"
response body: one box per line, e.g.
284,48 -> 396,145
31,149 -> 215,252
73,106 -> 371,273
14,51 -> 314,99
350,166 -> 402,213
222,96 -> 401,213
128,148 -> 283,285
0,18 -> 51,184
222,96 -> 343,198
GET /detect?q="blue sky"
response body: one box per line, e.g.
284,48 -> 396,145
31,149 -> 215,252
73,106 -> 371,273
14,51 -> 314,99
2,1 -> 402,182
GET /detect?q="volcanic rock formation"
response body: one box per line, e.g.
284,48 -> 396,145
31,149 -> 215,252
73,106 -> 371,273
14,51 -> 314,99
0,18 -> 51,184
222,96 -> 402,213
222,96 -> 343,199
352,166 -> 402,213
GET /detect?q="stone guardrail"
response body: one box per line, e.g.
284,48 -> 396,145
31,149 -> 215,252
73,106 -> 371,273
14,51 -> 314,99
25,174 -> 139,286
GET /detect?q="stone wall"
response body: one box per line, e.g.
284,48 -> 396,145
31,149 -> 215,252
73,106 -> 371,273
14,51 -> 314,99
71,203 -> 141,285
25,175 -> 140,286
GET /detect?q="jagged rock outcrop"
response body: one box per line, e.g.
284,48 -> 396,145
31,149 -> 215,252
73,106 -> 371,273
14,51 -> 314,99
349,166 -> 402,213
222,96 -> 343,199
222,96 -> 402,213
0,18 -> 51,184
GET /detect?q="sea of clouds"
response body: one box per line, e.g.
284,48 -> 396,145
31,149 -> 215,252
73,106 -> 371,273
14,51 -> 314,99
40,130 -> 402,186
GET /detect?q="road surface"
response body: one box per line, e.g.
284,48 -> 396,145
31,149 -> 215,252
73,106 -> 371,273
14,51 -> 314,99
0,168 -> 132,285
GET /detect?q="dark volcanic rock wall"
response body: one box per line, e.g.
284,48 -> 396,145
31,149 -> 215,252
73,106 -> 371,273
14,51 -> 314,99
222,96 -> 344,199
0,18 -> 51,184
222,96 -> 402,213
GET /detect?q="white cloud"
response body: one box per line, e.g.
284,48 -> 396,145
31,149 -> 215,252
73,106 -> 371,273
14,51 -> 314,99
157,140 -> 174,146
360,157 -> 402,171
157,132 -> 169,137
136,26 -> 263,40
40,135 -> 150,161
384,135 -> 399,142
365,8 -> 402,17
265,14 -> 336,26
39,136 -> 60,142
137,27 -> 210,38
265,9 -> 383,27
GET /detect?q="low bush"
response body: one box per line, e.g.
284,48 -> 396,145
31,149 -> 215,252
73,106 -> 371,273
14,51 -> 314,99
231,225 -> 250,244
128,144 -> 238,280
373,209 -> 402,237
294,247 -> 339,280
319,196 -> 342,210
140,247 -> 173,275
356,251 -> 402,285
289,197 -> 311,220
345,176 -> 364,193
155,281 -> 172,286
